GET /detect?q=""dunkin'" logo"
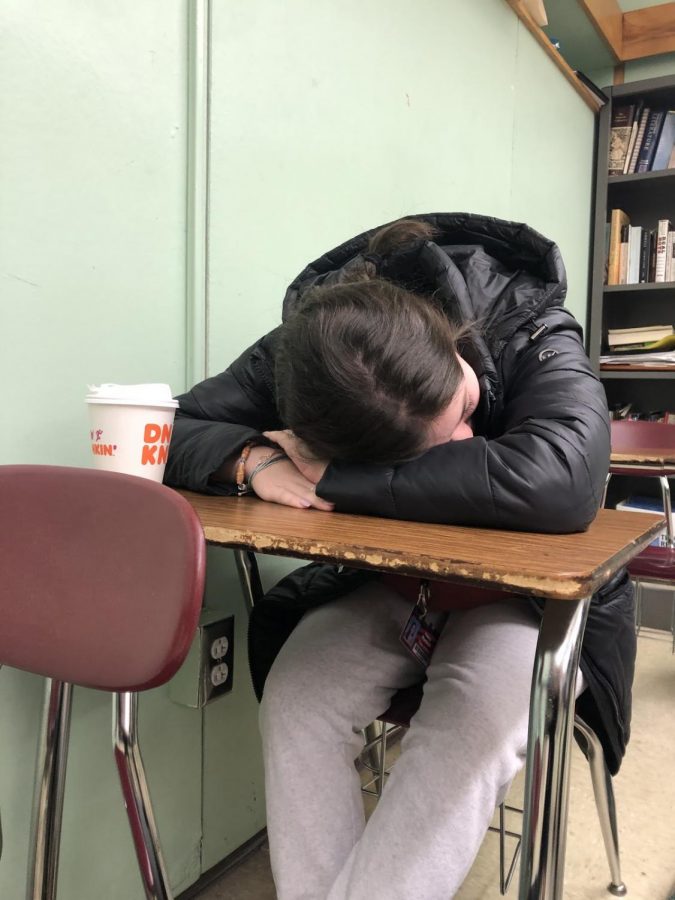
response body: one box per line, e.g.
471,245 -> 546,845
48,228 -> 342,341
141,423 -> 173,465
91,429 -> 116,456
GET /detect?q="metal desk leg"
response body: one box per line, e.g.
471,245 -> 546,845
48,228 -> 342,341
27,678 -> 73,900
518,595 -> 591,900
233,549 -> 264,614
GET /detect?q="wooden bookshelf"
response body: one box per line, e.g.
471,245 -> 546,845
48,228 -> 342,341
588,74 -> 675,419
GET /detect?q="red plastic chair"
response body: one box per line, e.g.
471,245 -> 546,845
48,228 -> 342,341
0,466 -> 205,900
608,421 -> 675,651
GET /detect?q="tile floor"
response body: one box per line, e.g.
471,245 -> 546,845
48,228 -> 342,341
195,633 -> 675,900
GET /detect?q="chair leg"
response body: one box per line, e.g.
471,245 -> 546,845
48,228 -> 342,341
113,692 -> 172,900
601,472 -> 612,508
363,721 -> 387,796
574,717 -> 626,897
27,678 -> 73,900
659,475 -> 673,546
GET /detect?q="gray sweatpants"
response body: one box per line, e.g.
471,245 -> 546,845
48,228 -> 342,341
260,580 -> 584,900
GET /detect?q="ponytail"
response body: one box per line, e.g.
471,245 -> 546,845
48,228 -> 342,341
367,218 -> 438,258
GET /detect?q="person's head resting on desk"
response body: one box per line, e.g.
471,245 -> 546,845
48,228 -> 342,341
274,219 -> 481,467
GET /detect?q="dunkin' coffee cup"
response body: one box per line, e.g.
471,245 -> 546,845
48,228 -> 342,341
86,383 -> 179,483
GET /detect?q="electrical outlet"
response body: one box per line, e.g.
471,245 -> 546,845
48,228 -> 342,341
168,610 -> 235,708
202,617 -> 234,703
210,636 -> 229,659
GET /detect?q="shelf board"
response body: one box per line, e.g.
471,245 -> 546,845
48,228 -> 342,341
608,169 -> 675,186
604,282 -> 675,293
600,369 -> 675,380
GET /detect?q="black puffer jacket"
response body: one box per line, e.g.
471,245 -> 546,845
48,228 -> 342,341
165,213 -> 635,775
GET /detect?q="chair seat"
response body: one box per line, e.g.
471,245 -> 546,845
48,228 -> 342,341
627,545 -> 675,581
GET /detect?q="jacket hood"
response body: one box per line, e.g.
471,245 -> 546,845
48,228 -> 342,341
283,212 -> 568,343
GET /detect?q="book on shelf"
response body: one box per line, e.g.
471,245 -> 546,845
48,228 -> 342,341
607,325 -> 675,349
653,111 -> 675,170
606,214 -> 675,284
627,225 -> 642,284
619,225 -> 629,284
639,228 -> 651,282
636,109 -> 666,172
607,208 -> 630,284
608,106 -> 675,175
608,104 -> 638,175
626,106 -> 650,173
623,101 -> 643,174
600,349 -> 675,366
648,226 -> 657,281
655,219 -> 672,282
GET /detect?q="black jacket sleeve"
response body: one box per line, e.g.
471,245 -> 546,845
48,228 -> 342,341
164,329 -> 283,493
316,310 -> 610,533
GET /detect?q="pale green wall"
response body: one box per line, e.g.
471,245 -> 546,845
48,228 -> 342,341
588,55 -> 675,91
2,0 -> 599,897
207,0 -> 595,372
1,0 -> 189,467
0,3 -> 204,899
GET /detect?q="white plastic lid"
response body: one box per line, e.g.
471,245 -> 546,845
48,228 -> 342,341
85,383 -> 179,408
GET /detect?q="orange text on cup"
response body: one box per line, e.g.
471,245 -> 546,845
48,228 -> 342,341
141,423 -> 173,465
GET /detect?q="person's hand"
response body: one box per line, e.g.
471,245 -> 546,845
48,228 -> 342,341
263,430 -> 329,485
246,447 -> 333,510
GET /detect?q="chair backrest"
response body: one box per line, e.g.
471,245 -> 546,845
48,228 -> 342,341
0,466 -> 205,692
610,420 -> 675,476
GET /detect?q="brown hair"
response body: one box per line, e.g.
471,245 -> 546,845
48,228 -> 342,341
275,220 -> 471,465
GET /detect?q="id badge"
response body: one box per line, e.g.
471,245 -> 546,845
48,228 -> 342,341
399,580 -> 448,667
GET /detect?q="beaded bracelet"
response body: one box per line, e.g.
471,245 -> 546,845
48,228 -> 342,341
248,453 -> 287,492
235,442 -> 255,496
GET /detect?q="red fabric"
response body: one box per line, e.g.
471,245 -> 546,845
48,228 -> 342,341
627,545 -> 675,581
381,573 -> 510,611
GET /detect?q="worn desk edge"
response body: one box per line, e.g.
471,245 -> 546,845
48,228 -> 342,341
181,494 -> 665,601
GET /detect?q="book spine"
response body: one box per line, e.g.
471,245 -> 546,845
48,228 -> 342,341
628,107 -> 650,173
666,231 -> 675,284
619,225 -> 629,284
649,228 -> 657,281
655,220 -> 671,282
639,228 -> 650,282
611,342 -> 656,351
608,210 -> 628,285
608,104 -> 635,176
636,110 -> 666,172
628,226 -> 641,283
652,110 -> 675,171
623,106 -> 642,174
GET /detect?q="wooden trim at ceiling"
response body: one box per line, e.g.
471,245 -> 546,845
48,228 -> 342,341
578,1 -> 675,63
577,0 -> 623,62
504,0 -> 603,111
522,0 -> 548,26
622,4 -> 675,61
